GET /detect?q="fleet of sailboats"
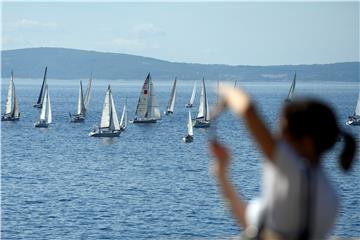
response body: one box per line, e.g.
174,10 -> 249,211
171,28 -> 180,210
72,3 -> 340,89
165,77 -> 177,115
34,84 -> 52,128
346,92 -> 360,126
70,77 -> 92,122
193,78 -> 210,128
185,80 -> 197,108
1,71 -> 20,121
89,85 -> 121,137
285,73 -> 296,102
183,110 -> 194,143
33,66 -> 48,108
132,73 -> 161,123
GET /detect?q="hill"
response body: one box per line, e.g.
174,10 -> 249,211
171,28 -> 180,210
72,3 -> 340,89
1,47 -> 359,81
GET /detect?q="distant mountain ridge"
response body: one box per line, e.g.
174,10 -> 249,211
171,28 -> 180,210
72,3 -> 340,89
1,47 -> 359,81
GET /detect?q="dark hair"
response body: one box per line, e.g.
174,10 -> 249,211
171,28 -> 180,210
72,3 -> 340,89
282,99 -> 356,171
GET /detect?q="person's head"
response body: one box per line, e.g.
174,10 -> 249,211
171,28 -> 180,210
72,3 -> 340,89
280,99 -> 356,171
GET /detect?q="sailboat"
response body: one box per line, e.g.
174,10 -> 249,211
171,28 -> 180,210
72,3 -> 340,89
1,71 -> 20,121
185,80 -> 197,108
193,78 -> 210,128
84,73 -> 92,109
34,84 -> 52,128
33,66 -> 48,108
70,81 -> 86,122
165,77 -> 177,115
89,85 -> 121,137
132,73 -> 161,123
183,110 -> 194,143
120,98 -> 128,131
285,72 -> 296,102
346,92 -> 360,126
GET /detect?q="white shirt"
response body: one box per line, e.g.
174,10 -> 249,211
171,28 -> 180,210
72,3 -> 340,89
246,140 -> 339,240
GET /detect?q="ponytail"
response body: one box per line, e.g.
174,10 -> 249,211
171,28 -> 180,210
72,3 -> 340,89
339,132 -> 357,171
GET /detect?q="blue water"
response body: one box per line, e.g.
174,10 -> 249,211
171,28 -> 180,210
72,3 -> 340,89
1,79 -> 359,239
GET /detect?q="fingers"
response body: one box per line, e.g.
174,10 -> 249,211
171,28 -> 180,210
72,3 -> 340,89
218,84 -> 251,115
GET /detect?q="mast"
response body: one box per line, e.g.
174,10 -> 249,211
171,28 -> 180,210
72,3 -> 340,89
166,77 -> 177,112
36,66 -> 47,105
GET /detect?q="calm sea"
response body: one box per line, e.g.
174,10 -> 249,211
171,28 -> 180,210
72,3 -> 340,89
1,78 -> 359,239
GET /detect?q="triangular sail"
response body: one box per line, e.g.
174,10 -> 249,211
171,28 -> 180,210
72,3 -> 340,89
46,89 -> 52,124
148,75 -> 161,119
166,77 -> 177,112
189,80 -> 197,105
188,111 -> 193,136
40,85 -> 48,121
287,73 -> 296,100
197,78 -> 209,120
13,87 -> 20,118
84,74 -> 92,108
100,86 -> 111,128
110,91 -> 120,131
76,81 -> 86,115
36,66 -> 47,105
355,92 -> 360,116
120,98 -> 127,129
5,72 -> 14,115
135,74 -> 150,118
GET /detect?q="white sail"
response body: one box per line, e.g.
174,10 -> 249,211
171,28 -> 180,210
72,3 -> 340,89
40,85 -> 48,121
120,99 -> 127,129
110,92 -> 120,131
355,92 -> 360,116
100,87 -> 111,128
84,75 -> 92,108
13,89 -> 20,118
197,78 -> 209,120
166,78 -> 177,112
148,75 -> 161,119
287,73 -> 296,100
5,73 -> 14,115
135,74 -> 150,118
188,111 -> 193,136
46,90 -> 52,124
189,80 -> 197,105
76,81 -> 86,115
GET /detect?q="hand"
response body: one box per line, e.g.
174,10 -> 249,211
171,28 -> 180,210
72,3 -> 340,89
209,140 -> 231,178
218,84 -> 251,115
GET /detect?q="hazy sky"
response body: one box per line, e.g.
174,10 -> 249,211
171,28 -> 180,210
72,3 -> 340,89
2,1 -> 359,65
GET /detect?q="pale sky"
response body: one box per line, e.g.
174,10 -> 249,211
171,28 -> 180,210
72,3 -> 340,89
1,1 -> 359,65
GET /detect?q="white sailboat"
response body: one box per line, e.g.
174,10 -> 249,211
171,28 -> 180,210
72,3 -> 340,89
120,98 -> 128,131
2,71 -> 20,121
185,80 -> 197,108
346,92 -> 360,126
193,78 -> 210,128
165,77 -> 177,115
33,66 -> 47,108
132,73 -> 161,123
89,85 -> 121,137
34,84 -> 52,128
70,81 -> 86,122
285,72 -> 296,102
183,110 -> 194,143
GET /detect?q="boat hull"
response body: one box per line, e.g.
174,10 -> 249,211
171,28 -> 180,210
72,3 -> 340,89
183,135 -> 193,143
164,111 -> 173,115
33,103 -> 42,108
193,119 -> 210,128
1,114 -> 20,121
185,103 -> 193,108
70,113 -> 85,123
346,116 -> 360,126
89,129 -> 121,137
131,118 -> 157,123
34,121 -> 49,128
